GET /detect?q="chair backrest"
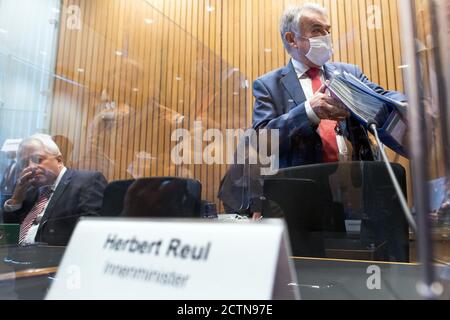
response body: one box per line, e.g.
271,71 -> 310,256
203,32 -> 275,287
263,178 -> 328,257
121,177 -> 202,218
264,162 -> 409,262
99,180 -> 135,217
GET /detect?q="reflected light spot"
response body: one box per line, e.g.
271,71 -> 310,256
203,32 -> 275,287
144,18 -> 155,25
398,65 -> 408,69
115,51 -> 123,56
0,29 -> 7,34
77,68 -> 85,73
206,5 -> 215,12
132,88 -> 139,92
264,48 -> 272,53
52,8 -> 60,14
175,76 -> 182,81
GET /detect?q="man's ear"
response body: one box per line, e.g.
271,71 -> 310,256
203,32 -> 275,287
56,154 -> 64,166
285,32 -> 297,49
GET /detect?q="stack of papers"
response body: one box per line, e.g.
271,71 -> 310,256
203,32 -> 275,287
326,72 -> 408,157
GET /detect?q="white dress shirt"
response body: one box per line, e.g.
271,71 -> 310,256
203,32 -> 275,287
291,58 -> 349,160
4,167 -> 67,245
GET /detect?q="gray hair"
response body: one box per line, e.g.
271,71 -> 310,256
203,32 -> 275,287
18,134 -> 62,157
280,3 -> 328,52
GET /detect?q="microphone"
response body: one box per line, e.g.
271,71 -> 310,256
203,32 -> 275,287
370,121 -> 417,232
367,120 -> 379,134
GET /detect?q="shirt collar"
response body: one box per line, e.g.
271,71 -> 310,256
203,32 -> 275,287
291,58 -> 324,79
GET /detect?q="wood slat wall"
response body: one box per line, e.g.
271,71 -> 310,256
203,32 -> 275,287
50,0 -> 411,207
413,0 -> 447,180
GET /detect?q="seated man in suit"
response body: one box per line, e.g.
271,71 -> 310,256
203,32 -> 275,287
253,3 -> 407,168
3,134 -> 107,246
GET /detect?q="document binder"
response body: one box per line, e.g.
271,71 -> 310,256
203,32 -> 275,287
326,72 -> 409,157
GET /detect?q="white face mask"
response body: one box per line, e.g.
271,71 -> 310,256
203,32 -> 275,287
305,34 -> 333,66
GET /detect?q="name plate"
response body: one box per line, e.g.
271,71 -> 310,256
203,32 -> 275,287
46,218 -> 299,300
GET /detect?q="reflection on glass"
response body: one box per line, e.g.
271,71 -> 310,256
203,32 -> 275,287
0,0 -> 449,300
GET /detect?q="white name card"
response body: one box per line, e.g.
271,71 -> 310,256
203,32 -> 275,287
46,218 -> 299,300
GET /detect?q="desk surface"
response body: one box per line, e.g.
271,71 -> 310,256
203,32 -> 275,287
293,257 -> 450,300
0,245 -> 65,273
0,245 -> 449,300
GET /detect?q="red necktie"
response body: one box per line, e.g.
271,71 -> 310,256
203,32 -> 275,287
19,187 -> 53,244
306,68 -> 339,163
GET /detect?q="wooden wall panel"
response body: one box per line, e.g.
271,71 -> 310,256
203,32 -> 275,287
413,0 -> 446,180
51,0 -> 411,208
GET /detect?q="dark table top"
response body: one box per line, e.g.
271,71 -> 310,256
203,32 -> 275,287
0,245 -> 449,300
0,245 -> 66,273
293,257 -> 450,300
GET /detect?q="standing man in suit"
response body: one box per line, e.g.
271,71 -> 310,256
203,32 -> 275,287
3,134 -> 108,246
253,3 -> 407,169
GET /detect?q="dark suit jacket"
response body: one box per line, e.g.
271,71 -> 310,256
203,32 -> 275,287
252,61 -> 407,168
3,169 -> 107,246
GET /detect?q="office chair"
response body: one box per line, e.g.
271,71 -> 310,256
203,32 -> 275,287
265,162 -> 409,262
121,177 -> 202,218
263,178 -> 348,258
99,179 -> 135,217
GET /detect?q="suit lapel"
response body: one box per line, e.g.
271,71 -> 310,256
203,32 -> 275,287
281,62 -> 340,105
280,61 -> 306,105
41,169 -> 73,222
279,61 -> 352,138
323,63 -> 339,80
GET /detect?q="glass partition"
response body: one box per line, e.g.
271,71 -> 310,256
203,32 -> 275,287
0,0 -> 449,300
412,0 -> 450,265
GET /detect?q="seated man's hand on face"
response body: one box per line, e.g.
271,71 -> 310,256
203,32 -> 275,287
309,83 -> 350,121
11,166 -> 57,205
11,166 -> 38,205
